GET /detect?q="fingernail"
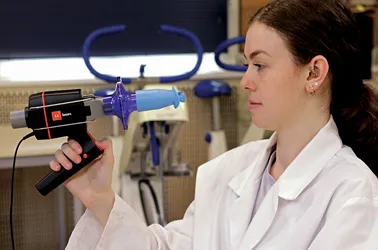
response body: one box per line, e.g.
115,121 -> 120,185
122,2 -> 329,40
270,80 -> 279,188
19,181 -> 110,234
65,163 -> 72,169
54,164 -> 60,171
76,157 -> 81,164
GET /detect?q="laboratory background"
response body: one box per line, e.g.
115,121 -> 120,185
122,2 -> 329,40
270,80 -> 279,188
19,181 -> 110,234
0,0 -> 377,249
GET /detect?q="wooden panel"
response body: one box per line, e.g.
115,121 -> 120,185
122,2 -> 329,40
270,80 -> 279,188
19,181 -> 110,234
240,0 -> 272,35
239,0 -> 272,52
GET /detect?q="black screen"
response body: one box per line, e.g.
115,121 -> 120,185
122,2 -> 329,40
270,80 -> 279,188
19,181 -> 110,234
0,0 -> 227,59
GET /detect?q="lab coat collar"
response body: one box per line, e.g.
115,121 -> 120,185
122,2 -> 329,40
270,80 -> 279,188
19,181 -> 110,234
228,116 -> 343,200
227,136 -> 276,196
276,116 -> 343,200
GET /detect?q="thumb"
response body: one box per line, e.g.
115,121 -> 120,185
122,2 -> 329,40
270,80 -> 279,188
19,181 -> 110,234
95,138 -> 113,155
95,138 -> 114,166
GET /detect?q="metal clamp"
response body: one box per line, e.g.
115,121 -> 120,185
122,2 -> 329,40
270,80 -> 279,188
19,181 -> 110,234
82,25 -> 204,84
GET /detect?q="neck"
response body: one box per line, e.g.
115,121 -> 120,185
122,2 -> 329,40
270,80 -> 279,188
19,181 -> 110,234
271,112 -> 330,179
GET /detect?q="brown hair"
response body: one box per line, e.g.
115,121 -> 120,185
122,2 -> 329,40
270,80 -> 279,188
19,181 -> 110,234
249,0 -> 378,174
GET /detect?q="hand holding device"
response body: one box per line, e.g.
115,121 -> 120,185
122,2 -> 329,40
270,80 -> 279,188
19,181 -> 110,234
10,78 -> 186,196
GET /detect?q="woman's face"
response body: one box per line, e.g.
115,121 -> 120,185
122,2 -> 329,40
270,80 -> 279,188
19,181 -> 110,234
241,22 -> 311,131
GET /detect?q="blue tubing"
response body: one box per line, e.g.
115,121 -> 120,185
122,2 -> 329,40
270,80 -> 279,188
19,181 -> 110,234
82,24 -> 204,84
214,36 -> 247,72
159,25 -> 203,83
82,25 -> 132,84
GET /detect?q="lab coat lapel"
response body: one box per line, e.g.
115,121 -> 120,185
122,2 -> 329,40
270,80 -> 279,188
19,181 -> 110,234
228,177 -> 260,250
237,185 -> 279,250
228,134 -> 277,250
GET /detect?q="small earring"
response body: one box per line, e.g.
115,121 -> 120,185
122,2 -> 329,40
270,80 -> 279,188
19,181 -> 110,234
308,83 -> 317,95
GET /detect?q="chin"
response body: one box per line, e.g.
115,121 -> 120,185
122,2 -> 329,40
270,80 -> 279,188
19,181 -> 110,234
250,115 -> 275,131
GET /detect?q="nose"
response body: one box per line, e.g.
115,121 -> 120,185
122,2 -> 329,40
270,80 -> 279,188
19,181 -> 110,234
240,67 -> 257,92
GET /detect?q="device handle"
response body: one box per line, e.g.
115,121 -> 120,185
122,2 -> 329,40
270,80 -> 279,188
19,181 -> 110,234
214,36 -> 247,72
35,131 -> 103,196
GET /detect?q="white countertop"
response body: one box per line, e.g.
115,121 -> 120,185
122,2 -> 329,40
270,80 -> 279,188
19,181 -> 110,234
0,126 -> 125,174
0,126 -> 66,158
0,126 -> 67,169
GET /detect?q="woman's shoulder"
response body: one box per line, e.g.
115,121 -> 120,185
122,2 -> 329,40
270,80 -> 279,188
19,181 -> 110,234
325,145 -> 378,201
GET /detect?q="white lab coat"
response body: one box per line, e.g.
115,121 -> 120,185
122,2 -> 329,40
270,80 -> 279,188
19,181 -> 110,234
66,116 -> 378,250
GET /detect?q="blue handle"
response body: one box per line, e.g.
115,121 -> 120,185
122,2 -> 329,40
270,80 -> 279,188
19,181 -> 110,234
149,122 -> 160,167
82,25 -> 132,84
214,36 -> 247,72
159,25 -> 203,83
82,24 -> 204,84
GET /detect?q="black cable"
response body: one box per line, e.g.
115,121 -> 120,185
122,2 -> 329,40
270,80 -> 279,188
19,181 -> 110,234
10,132 -> 34,250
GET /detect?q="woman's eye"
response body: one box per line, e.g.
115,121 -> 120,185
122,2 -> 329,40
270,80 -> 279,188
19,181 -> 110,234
253,64 -> 265,71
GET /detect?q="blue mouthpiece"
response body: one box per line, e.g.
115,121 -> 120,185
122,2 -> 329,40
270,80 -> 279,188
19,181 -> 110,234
135,87 -> 186,111
101,78 -> 186,130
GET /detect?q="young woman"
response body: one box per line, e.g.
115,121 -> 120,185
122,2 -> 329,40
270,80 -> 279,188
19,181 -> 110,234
51,0 -> 378,249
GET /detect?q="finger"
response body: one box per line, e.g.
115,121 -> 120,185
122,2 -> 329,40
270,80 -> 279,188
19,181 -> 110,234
68,139 -> 82,154
49,160 -> 61,171
62,142 -> 81,164
55,149 -> 72,170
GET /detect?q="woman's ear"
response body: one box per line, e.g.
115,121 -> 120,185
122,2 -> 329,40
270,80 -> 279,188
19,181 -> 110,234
305,55 -> 329,94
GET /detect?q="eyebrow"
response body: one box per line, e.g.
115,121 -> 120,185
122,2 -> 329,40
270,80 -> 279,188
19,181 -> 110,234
244,50 -> 271,60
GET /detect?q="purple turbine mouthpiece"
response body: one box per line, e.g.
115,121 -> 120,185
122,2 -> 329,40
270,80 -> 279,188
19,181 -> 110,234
102,77 -> 186,130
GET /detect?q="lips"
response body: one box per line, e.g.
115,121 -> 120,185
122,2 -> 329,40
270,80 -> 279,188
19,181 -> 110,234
249,99 -> 262,105
248,99 -> 262,109
249,101 -> 261,105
